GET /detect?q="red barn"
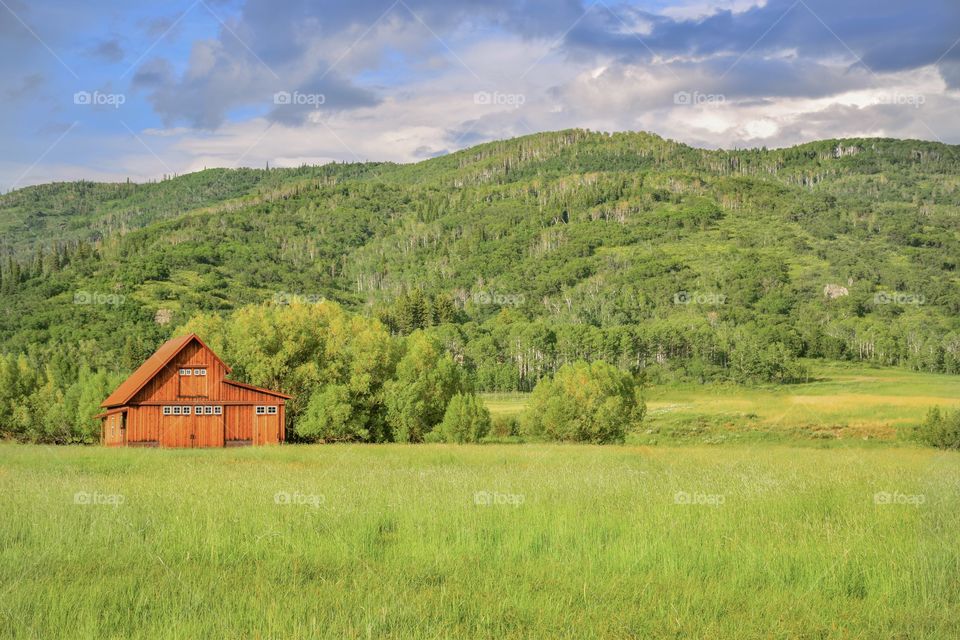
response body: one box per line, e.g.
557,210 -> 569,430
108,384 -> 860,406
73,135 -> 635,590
97,334 -> 291,448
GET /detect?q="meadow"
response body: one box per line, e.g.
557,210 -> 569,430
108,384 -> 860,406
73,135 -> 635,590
2,363 -> 958,638
1,442 -> 958,639
485,361 -> 960,445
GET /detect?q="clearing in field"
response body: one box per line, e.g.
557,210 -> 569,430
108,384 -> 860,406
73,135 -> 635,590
484,362 -> 960,444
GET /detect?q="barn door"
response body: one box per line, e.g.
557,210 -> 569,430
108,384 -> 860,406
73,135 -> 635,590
253,413 -> 264,445
192,407 -> 225,448
253,411 -> 279,445
164,412 -> 196,448
103,413 -> 127,447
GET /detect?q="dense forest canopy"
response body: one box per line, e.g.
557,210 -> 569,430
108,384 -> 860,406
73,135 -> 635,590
0,129 -> 958,441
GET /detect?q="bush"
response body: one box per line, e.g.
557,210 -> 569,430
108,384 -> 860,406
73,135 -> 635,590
297,385 -> 377,443
491,415 -> 519,438
915,407 -> 960,449
520,361 -> 645,444
384,332 -> 465,442
438,393 -> 491,443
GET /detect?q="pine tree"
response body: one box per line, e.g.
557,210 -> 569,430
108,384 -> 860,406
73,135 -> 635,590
32,247 -> 43,279
432,294 -> 457,324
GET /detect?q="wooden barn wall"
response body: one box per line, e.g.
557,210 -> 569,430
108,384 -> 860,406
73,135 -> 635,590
126,406 -> 161,443
221,384 -> 284,404
224,406 -> 283,444
225,406 -> 252,441
129,342 -> 229,404
101,413 -> 125,446
111,338 -> 286,447
126,403 -> 283,447
158,412 -> 225,448
127,406 -> 228,447
253,412 -> 282,445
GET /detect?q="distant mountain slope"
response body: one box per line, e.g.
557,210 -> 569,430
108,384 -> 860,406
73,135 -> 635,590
0,130 -> 957,379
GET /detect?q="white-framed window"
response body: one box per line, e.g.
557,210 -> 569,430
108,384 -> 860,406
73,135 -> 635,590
267,406 -> 278,415
204,405 -> 213,415
193,368 -> 203,376
255,406 -> 266,415
172,406 -> 182,415
214,406 -> 222,415
163,406 -> 172,415
182,406 -> 191,415
180,368 -> 191,376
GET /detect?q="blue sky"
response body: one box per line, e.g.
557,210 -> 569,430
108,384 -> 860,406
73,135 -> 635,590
1,0 -> 958,191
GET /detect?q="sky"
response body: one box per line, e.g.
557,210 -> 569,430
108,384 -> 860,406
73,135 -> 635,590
1,0 -> 958,192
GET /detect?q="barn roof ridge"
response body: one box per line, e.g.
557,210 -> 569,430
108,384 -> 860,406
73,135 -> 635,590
100,333 -> 231,408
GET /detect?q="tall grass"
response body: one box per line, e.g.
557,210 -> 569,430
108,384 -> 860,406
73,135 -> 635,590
1,443 -> 958,638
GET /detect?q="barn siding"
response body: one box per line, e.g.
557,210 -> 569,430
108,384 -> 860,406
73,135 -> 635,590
130,342 -> 229,404
225,406 -> 251,441
222,383 -> 284,403
102,413 -> 125,446
101,335 -> 287,448
156,410 -> 226,448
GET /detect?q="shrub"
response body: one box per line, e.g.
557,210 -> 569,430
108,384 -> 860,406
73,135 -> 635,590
297,385 -> 375,443
438,393 -> 491,443
520,361 -> 645,444
384,332 -> 465,442
491,415 -> 519,438
915,407 -> 960,449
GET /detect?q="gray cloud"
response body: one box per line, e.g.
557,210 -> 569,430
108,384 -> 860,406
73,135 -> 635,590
4,0 -> 959,191
132,0 -> 960,131
134,47 -> 380,129
139,15 -> 181,41
563,0 -> 960,77
266,71 -> 381,125
130,0 -> 590,129
88,38 -> 124,63
938,60 -> 960,90
5,73 -> 44,100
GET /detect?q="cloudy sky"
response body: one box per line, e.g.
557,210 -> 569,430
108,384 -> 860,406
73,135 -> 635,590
1,0 -> 958,191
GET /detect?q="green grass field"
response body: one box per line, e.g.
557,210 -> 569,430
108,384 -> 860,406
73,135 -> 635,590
2,363 -> 957,638
483,362 -> 960,445
1,443 -> 958,639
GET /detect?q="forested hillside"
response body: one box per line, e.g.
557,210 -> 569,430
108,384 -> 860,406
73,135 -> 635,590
1,129 -> 958,441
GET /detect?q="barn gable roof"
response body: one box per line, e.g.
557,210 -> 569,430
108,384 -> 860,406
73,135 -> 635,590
100,333 -> 230,408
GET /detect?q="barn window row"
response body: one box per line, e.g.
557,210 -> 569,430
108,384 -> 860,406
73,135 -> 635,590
162,405 -> 223,416
178,368 -> 207,376
256,406 -> 279,415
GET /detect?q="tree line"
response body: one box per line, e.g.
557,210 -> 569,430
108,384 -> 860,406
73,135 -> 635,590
0,301 -> 647,444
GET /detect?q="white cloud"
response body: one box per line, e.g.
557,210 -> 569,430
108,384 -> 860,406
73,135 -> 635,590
660,0 -> 768,20
6,1 -> 959,192
42,53 -> 960,187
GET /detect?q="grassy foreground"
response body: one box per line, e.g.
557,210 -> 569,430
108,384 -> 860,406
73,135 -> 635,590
1,443 -> 958,638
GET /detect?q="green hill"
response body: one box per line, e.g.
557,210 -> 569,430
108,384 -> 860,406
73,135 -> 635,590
0,129 -> 958,408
